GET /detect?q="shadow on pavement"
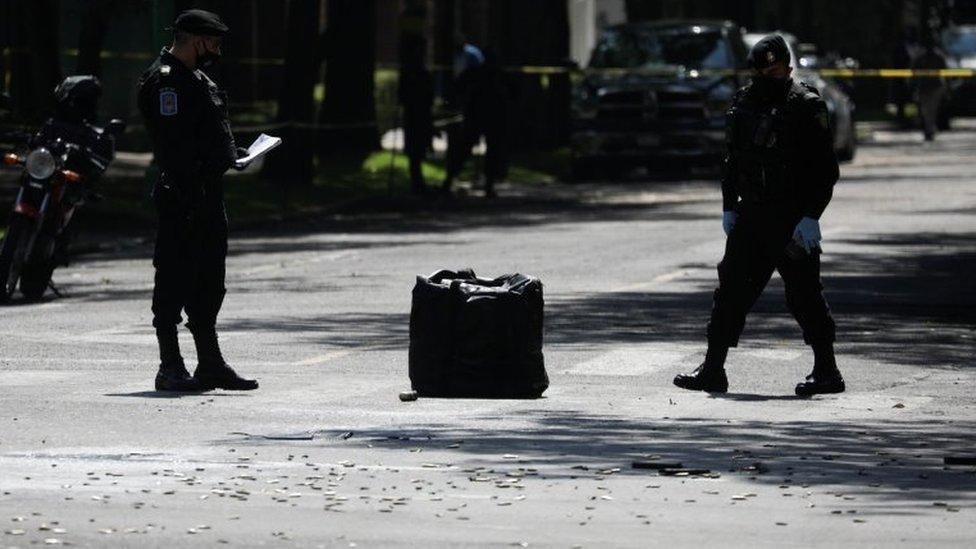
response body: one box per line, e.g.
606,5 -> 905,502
64,180 -> 716,259
104,391 -> 253,399
710,393 -> 806,402
541,231 -> 976,368
75,237 -> 461,263
163,231 -> 976,373
226,410 -> 976,508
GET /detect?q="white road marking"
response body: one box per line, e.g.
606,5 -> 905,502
610,225 -> 851,294
567,344 -> 700,376
612,268 -> 693,292
293,348 -> 363,366
236,250 -> 359,277
738,348 -> 805,361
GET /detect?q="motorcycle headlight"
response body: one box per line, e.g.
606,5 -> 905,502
25,148 -> 57,180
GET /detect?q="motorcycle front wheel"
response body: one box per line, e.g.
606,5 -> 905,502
0,215 -> 33,302
19,260 -> 54,301
19,232 -> 59,301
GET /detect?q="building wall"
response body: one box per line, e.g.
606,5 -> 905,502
568,0 -> 626,67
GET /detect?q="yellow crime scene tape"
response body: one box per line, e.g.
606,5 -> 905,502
3,47 -> 972,78
506,65 -> 976,78
2,46 -> 970,138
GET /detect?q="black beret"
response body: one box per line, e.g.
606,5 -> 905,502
171,9 -> 229,37
748,34 -> 791,70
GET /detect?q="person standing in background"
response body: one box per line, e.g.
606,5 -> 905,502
913,33 -> 948,142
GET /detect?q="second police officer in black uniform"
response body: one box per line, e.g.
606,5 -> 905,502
137,9 -> 258,392
673,35 -> 845,397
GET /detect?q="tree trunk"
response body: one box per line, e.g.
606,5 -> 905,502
77,0 -> 112,77
318,0 -> 378,158
9,0 -> 61,121
489,0 -> 570,149
431,0 -> 456,98
545,0 -> 571,147
262,0 -> 321,185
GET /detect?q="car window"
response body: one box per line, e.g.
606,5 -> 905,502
590,28 -> 734,70
943,27 -> 976,57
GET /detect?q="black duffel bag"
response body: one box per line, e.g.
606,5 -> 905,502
409,269 -> 548,398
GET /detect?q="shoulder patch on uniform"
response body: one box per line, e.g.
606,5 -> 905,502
159,89 -> 178,116
160,64 -> 171,76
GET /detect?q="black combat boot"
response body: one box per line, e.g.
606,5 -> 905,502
190,326 -> 259,391
795,343 -> 845,396
154,327 -> 204,392
674,345 -> 729,393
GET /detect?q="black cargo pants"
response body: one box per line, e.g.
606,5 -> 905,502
151,182 -> 228,332
445,100 -> 507,186
706,206 -> 836,347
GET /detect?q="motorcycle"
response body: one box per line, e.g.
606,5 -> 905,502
0,76 -> 124,302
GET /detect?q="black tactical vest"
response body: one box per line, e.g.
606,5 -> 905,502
727,81 -> 813,205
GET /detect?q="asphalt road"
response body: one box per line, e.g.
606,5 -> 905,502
1,123 -> 975,548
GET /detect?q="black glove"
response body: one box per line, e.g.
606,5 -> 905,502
233,147 -> 250,171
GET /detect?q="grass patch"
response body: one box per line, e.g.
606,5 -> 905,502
360,151 -> 446,188
345,149 -> 561,189
507,148 -> 570,184
60,147 -> 565,234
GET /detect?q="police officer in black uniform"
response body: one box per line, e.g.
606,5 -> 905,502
398,5 -> 434,195
137,9 -> 258,392
674,35 -> 844,397
442,41 -> 508,199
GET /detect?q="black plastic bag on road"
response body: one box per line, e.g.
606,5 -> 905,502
409,269 -> 548,398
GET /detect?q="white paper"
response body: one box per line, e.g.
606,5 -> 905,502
235,133 -> 282,168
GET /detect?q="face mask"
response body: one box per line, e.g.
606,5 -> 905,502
196,41 -> 221,68
752,75 -> 788,99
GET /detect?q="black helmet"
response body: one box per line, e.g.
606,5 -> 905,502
54,75 -> 102,123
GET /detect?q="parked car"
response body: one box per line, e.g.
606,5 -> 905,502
743,32 -> 857,161
569,22 -> 858,181
570,20 -> 750,179
941,25 -> 976,117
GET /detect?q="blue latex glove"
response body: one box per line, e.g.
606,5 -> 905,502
722,211 -> 738,236
792,216 -> 823,253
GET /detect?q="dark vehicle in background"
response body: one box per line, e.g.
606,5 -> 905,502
569,22 -> 861,181
0,76 -> 123,302
570,21 -> 749,179
743,32 -> 857,161
941,25 -> 976,116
